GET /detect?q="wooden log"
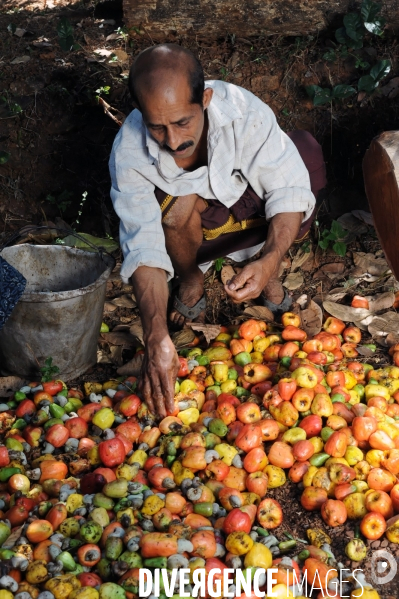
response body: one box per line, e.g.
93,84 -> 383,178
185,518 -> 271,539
363,131 -> 399,281
123,0 -> 399,39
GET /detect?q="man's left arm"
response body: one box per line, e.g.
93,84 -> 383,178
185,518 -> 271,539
225,102 -> 314,302
225,211 -> 302,302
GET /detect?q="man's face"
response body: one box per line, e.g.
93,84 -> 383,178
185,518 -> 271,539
138,73 -> 212,160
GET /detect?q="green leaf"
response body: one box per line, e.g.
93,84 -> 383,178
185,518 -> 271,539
335,27 -> 350,45
332,241 -> 347,257
332,84 -> 357,99
318,239 -> 330,250
313,88 -> 332,106
0,151 -> 10,165
62,232 -> 119,253
57,17 -> 74,51
330,220 -> 346,238
7,23 -> 16,34
361,0 -> 382,23
214,257 -> 225,272
305,85 -> 323,99
343,13 -> 364,41
358,74 -> 379,92
364,18 -> 385,35
370,59 -> 391,81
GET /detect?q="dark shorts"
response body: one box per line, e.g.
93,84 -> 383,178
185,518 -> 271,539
154,130 -> 326,264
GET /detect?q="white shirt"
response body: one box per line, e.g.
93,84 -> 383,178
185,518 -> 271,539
109,80 -> 315,283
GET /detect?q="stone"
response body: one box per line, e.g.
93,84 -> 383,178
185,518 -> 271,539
123,0 -> 399,39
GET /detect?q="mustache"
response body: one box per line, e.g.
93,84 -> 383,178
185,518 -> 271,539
162,140 -> 194,153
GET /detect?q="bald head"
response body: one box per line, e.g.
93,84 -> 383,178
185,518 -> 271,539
128,44 -> 204,110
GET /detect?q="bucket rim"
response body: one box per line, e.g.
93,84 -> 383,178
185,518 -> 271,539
1,244 -> 116,303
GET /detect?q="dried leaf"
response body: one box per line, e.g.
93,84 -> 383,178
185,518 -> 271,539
97,349 -> 112,364
2,525 -> 24,549
380,76 -> 399,99
117,353 -> 144,376
321,262 -> 345,274
11,55 -> 30,64
112,49 -> 128,62
323,300 -> 371,324
0,377 -> 27,398
14,28 -> 26,37
283,272 -> 304,290
111,294 -> 136,309
352,252 -> 390,276
243,305 -> 274,322
109,345 -> 124,366
291,247 -> 313,272
112,324 -> 130,332
100,332 -> 139,347
94,48 -> 113,57
189,323 -> 221,344
171,329 -> 196,349
368,312 -> 399,346
129,320 -> 144,345
326,288 -> 347,302
354,314 -> 375,331
106,33 -> 124,41
221,265 -> 236,285
337,213 -> 368,234
367,291 -> 395,313
104,301 -> 117,312
351,210 -> 374,226
356,345 -> 377,357
301,300 -> 323,337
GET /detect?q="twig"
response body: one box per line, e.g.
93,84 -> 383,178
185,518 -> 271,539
98,97 -> 125,128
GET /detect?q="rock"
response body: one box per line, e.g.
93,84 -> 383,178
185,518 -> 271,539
123,0 -> 399,38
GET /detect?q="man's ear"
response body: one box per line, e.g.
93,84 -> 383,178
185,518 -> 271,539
203,88 -> 213,110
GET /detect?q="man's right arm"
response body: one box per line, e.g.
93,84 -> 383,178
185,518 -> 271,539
109,135 -> 178,417
131,266 -> 179,418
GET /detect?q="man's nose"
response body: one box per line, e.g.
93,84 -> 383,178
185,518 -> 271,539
165,128 -> 181,151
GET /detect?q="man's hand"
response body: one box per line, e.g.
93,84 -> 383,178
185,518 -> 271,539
225,212 -> 303,303
225,257 -> 277,303
139,333 -> 180,418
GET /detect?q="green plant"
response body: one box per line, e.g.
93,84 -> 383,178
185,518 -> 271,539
0,151 -> 10,165
317,220 -> 347,257
335,0 -> 385,49
57,18 -> 77,52
96,86 -> 110,102
300,240 -> 311,254
220,67 -> 229,81
358,59 -> 391,92
40,357 -> 60,382
74,191 -> 88,227
45,190 -> 73,215
306,84 -> 356,106
215,257 -> 225,271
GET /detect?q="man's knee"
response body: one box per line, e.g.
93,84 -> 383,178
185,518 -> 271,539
162,195 -> 206,230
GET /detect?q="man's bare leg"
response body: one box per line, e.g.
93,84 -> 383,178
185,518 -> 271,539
163,194 -> 207,327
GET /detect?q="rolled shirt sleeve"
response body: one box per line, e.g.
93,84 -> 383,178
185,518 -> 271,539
109,149 -> 174,284
240,100 -> 316,222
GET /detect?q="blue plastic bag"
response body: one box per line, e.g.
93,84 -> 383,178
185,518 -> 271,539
0,255 -> 26,330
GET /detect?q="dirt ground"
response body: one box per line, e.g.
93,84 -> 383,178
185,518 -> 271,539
1,0 -> 399,596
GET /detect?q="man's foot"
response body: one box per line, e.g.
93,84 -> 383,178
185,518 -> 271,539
169,271 -> 206,327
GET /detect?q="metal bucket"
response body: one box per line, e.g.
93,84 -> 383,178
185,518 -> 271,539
0,244 -> 115,380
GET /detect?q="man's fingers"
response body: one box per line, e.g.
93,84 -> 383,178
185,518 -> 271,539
226,269 -> 252,291
141,374 -> 155,415
160,370 -> 176,415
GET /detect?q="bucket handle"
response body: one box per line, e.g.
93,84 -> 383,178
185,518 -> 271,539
0,225 -> 116,264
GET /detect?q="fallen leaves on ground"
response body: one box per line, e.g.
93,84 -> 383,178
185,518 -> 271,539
129,320 -> 144,345
291,246 -> 313,272
283,271 -> 304,290
323,300 -> 371,324
62,232 -> 119,253
189,323 -> 221,344
367,291 -> 395,313
352,251 -> 390,277
10,56 -> 30,64
368,312 -> 399,346
110,294 -> 136,309
0,377 -> 27,397
300,299 -> 323,337
100,331 -> 139,347
243,305 -> 274,322
117,353 -> 144,376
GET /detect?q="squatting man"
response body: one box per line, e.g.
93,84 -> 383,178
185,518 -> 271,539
109,44 -> 327,417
